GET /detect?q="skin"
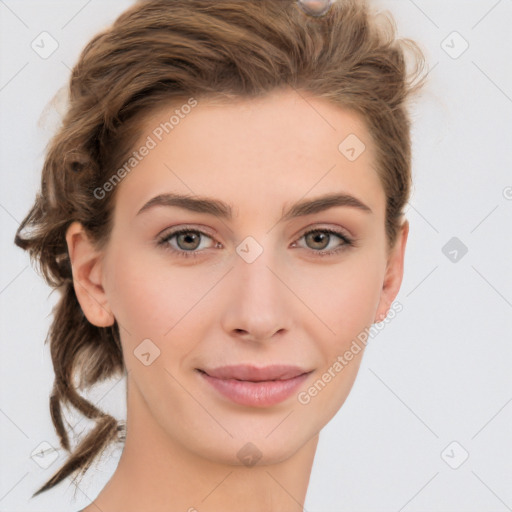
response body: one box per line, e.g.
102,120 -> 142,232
67,87 -> 408,512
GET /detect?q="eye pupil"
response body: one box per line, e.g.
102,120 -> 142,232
177,232 -> 201,250
306,231 -> 329,250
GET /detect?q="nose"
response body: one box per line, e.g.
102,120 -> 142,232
219,243 -> 294,344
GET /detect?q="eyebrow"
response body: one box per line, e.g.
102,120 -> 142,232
135,191 -> 373,221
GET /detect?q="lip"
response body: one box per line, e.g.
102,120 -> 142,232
197,365 -> 313,407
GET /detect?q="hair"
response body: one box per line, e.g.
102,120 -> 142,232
14,0 -> 427,498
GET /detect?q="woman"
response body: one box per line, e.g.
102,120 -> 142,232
14,0 -> 426,510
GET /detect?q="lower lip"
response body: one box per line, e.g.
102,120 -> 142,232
199,371 -> 311,407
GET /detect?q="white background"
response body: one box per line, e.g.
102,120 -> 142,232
1,1 -> 511,511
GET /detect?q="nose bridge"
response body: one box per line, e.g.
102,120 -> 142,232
220,235 -> 292,341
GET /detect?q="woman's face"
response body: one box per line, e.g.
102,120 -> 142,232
68,87 -> 407,466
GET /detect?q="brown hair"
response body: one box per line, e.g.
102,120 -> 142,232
14,0 -> 427,498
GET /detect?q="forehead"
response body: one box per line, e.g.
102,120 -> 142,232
112,87 -> 385,223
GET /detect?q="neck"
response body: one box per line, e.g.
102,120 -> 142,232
84,377 -> 319,512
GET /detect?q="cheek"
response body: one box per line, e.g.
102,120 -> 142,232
105,250 -> 221,346
106,255 -> 168,336
298,255 -> 385,353
298,259 -> 383,418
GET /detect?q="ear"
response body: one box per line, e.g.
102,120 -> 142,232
374,219 -> 409,323
65,221 -> 115,327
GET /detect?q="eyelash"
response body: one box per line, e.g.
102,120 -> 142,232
157,226 -> 354,260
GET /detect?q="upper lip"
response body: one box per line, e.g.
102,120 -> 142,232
199,365 -> 311,382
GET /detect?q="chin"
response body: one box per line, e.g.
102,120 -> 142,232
165,412 -> 320,468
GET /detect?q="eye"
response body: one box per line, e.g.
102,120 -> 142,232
157,227 -> 220,259
157,226 -> 354,260
292,228 -> 354,257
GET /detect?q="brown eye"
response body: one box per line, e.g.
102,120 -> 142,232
157,228 -> 219,259
305,231 -> 331,250
294,228 -> 353,257
175,231 -> 202,251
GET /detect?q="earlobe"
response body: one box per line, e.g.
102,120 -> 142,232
65,221 -> 115,328
373,220 -> 409,323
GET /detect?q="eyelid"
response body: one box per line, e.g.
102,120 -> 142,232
158,223 -> 351,244
295,222 -> 352,240
157,223 -> 217,238
155,224 -> 222,247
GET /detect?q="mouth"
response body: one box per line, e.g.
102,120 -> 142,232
196,365 -> 314,407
